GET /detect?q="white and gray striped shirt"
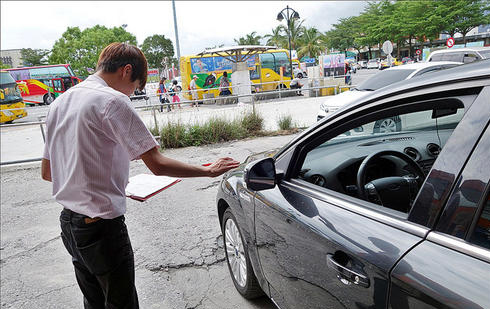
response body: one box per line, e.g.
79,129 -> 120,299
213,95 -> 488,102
43,75 -> 158,219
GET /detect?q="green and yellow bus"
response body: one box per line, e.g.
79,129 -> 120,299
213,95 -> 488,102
0,70 -> 27,124
180,49 -> 293,100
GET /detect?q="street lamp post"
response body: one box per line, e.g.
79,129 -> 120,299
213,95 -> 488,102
277,5 -> 300,78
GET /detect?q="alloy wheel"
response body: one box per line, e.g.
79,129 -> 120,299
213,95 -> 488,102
225,218 -> 247,287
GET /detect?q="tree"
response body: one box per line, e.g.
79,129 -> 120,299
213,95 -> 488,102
140,34 -> 175,69
282,18 -> 305,50
439,0 -> 490,45
234,31 -> 262,45
297,27 -> 325,59
263,26 -> 287,48
20,48 -> 50,66
49,25 -> 137,76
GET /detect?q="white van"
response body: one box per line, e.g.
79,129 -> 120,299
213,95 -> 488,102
427,47 -> 490,63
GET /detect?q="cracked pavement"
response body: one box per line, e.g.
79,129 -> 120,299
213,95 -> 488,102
1,134 -> 297,309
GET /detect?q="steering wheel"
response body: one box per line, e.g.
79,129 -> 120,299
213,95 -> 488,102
356,150 -> 425,212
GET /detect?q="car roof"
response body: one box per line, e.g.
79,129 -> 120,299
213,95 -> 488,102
386,61 -> 461,71
429,47 -> 490,54
355,59 -> 490,105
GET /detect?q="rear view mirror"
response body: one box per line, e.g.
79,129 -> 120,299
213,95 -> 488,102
244,158 -> 277,191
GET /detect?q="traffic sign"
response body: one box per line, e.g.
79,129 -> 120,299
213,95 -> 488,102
446,37 -> 455,48
382,40 -> 393,55
415,49 -> 422,55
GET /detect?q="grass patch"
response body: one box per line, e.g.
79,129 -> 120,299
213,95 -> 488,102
277,115 -> 293,131
152,111 -> 265,149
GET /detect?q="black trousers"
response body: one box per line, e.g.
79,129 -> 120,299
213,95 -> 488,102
60,209 -> 138,309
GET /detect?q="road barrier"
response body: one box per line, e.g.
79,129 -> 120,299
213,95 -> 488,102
1,80 -> 356,166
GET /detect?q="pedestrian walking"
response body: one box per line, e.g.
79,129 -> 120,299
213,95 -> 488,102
41,42 -> 240,309
189,75 -> 198,107
219,71 -> 231,96
170,79 -> 181,109
158,77 -> 170,112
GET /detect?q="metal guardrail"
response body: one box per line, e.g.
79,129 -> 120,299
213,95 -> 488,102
1,81 -> 355,166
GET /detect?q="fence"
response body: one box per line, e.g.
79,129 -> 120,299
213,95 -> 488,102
1,78 -> 356,166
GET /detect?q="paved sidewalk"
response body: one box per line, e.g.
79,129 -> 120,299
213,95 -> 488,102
1,96 -> 324,164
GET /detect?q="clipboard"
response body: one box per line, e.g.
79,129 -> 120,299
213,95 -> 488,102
125,174 -> 181,202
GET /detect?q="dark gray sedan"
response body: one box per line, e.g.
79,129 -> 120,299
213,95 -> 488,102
216,60 -> 490,309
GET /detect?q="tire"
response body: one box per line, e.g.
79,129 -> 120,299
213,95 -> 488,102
373,117 -> 402,133
176,86 -> 182,92
43,93 -> 55,105
222,208 -> 263,299
297,73 -> 303,79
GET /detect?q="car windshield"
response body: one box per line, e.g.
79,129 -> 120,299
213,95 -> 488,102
357,69 -> 415,91
322,108 -> 464,148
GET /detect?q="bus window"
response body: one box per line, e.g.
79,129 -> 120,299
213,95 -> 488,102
260,53 -> 275,71
30,67 -> 53,79
273,52 -> 291,77
48,66 -> 71,77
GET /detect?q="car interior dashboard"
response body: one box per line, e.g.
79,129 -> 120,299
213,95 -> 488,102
299,129 -> 454,200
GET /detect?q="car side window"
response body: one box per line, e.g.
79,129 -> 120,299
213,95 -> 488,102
296,101 -> 465,214
469,192 -> 490,250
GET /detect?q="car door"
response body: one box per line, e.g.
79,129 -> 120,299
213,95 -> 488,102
253,84 -> 488,309
389,121 -> 490,309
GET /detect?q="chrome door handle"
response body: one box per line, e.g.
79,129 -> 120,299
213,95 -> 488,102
326,254 -> 370,288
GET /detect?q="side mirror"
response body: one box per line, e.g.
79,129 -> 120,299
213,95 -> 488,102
244,157 -> 277,191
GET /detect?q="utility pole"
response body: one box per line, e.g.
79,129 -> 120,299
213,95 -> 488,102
172,0 -> 181,61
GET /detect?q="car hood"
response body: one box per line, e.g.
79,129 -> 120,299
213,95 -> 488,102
321,90 -> 370,108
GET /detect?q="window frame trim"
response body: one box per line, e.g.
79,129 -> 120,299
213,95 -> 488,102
427,231 -> 490,263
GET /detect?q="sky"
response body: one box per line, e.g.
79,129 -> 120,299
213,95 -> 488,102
1,1 -> 367,56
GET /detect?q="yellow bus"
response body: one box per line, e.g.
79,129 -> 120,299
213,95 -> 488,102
1,70 -> 27,124
180,49 -> 294,100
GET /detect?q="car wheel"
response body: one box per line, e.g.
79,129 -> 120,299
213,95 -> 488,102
43,93 -> 55,105
176,86 -> 182,92
297,73 -> 303,79
373,117 -> 402,133
222,208 -> 263,299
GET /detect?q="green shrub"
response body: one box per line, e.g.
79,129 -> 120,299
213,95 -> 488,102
277,115 -> 293,130
150,111 -> 271,149
241,111 -> 263,133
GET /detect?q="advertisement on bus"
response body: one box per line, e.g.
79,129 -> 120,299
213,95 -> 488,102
5,64 -> 81,105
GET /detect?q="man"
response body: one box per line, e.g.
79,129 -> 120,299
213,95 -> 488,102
41,42 -> 239,309
189,75 -> 198,107
290,75 -> 304,96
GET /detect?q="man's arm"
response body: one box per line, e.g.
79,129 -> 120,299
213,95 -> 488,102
41,158 -> 52,182
141,147 -> 240,178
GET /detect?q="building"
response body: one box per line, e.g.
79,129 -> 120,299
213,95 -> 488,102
0,49 -> 23,68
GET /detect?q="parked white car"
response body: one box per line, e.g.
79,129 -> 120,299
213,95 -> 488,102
317,61 -> 461,122
427,47 -> 490,63
366,59 -> 380,69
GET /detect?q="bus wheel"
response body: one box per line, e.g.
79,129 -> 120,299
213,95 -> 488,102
43,94 -> 55,105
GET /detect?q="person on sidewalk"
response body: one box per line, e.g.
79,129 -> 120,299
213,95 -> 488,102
41,42 -> 239,309
189,75 -> 198,107
170,79 -> 181,109
290,76 -> 304,96
219,71 -> 231,96
158,77 -> 170,112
